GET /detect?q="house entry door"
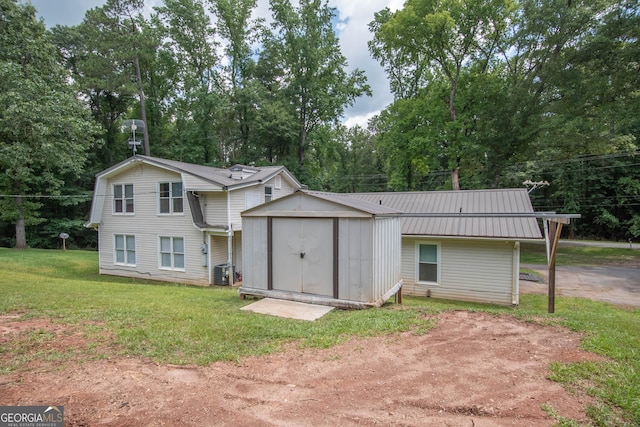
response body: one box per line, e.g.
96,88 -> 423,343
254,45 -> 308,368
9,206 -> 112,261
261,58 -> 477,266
271,218 -> 335,297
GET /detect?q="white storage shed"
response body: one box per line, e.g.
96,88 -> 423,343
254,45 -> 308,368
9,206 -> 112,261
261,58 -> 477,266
239,190 -> 403,309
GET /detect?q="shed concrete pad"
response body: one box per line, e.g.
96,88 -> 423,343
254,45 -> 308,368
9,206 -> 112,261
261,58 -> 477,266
241,298 -> 334,321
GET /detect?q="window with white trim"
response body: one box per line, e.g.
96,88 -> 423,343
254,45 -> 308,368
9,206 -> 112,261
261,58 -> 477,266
114,234 -> 136,265
418,243 -> 439,283
113,184 -> 134,214
160,236 -> 185,270
159,182 -> 183,214
265,186 -> 273,203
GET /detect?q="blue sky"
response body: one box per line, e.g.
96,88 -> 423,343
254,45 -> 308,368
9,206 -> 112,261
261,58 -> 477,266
28,0 -> 400,127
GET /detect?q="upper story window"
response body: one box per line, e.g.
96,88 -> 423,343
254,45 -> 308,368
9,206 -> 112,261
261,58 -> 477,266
159,182 -> 183,214
114,184 -> 134,214
265,186 -> 273,203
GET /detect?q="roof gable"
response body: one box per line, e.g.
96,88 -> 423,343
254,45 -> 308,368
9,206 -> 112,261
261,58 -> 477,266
242,190 -> 401,217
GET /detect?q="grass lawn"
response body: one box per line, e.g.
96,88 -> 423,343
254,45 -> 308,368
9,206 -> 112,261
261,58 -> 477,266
520,241 -> 640,266
0,248 -> 638,426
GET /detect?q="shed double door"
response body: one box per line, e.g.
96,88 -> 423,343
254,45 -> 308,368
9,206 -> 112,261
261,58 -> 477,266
271,218 -> 335,297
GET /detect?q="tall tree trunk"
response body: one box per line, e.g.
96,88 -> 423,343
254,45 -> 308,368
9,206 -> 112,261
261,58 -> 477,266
451,167 -> 460,191
14,195 -> 27,249
134,56 -> 150,156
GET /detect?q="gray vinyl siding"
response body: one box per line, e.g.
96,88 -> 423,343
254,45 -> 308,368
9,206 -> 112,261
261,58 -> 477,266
203,192 -> 228,227
98,163 -> 208,285
401,237 -> 517,305
209,235 -> 228,267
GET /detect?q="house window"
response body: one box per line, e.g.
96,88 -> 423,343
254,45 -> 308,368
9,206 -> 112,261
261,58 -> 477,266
159,182 -> 183,214
275,175 -> 282,189
114,184 -> 134,214
418,243 -> 438,283
115,234 -> 136,265
160,237 -> 185,270
265,186 -> 273,203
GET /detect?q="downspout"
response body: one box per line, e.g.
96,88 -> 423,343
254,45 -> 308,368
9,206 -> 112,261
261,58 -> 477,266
226,189 -> 233,283
208,233 -> 212,285
512,241 -> 520,305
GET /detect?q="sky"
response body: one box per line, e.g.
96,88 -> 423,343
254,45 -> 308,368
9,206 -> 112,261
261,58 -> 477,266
28,0 -> 403,128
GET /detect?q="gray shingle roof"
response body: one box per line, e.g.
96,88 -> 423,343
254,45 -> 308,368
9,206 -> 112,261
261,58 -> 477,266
137,155 -> 299,189
349,189 -> 542,239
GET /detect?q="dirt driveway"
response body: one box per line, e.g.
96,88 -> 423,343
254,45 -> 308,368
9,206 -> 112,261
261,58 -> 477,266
0,310 -> 604,426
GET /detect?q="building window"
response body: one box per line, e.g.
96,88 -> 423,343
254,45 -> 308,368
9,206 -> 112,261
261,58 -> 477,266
275,175 -> 282,189
114,184 -> 134,214
160,236 -> 185,270
159,182 -> 183,214
115,234 -> 136,265
265,186 -> 273,203
418,243 -> 438,283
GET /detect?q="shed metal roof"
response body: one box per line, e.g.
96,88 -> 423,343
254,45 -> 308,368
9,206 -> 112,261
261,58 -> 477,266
350,189 -> 542,239
302,190 -> 402,215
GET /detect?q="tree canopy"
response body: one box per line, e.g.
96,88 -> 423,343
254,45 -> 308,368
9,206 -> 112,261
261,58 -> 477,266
0,0 -> 638,247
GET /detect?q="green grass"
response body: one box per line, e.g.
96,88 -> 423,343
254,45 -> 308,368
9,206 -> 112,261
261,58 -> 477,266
0,248 -> 638,426
520,242 -> 640,266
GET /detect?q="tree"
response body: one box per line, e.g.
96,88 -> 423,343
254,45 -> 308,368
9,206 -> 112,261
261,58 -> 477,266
370,0 -> 515,189
0,0 -> 99,248
210,0 -> 263,161
262,0 -> 371,172
156,0 -> 222,163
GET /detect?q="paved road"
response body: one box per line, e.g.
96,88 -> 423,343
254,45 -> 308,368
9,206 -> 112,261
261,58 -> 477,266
521,264 -> 640,307
557,239 -> 639,250
529,239 -> 639,250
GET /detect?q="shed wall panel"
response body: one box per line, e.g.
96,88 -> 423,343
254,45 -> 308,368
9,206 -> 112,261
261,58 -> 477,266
338,218 -> 373,302
372,217 -> 402,299
241,217 -> 269,290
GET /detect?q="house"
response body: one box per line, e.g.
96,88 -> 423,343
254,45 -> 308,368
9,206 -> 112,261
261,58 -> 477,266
239,190 -> 403,309
349,189 -> 543,305
85,155 -> 302,286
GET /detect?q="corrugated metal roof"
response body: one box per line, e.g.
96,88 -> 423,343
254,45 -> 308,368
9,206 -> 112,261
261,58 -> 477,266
350,189 -> 542,239
302,190 -> 402,215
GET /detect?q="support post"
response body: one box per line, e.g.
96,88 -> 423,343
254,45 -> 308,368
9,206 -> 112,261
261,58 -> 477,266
546,220 -> 563,313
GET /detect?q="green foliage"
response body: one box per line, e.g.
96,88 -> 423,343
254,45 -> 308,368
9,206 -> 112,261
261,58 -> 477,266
0,0 -> 101,248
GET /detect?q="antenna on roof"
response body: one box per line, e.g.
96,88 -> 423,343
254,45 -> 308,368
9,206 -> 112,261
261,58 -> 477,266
523,179 -> 550,193
121,119 -> 146,155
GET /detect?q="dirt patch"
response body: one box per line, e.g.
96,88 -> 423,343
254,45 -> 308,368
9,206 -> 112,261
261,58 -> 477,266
0,311 -> 605,426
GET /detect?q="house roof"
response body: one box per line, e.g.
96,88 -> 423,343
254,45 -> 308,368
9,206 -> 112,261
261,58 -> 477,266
86,155 -> 302,228
349,189 -> 542,239
96,155 -> 301,190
